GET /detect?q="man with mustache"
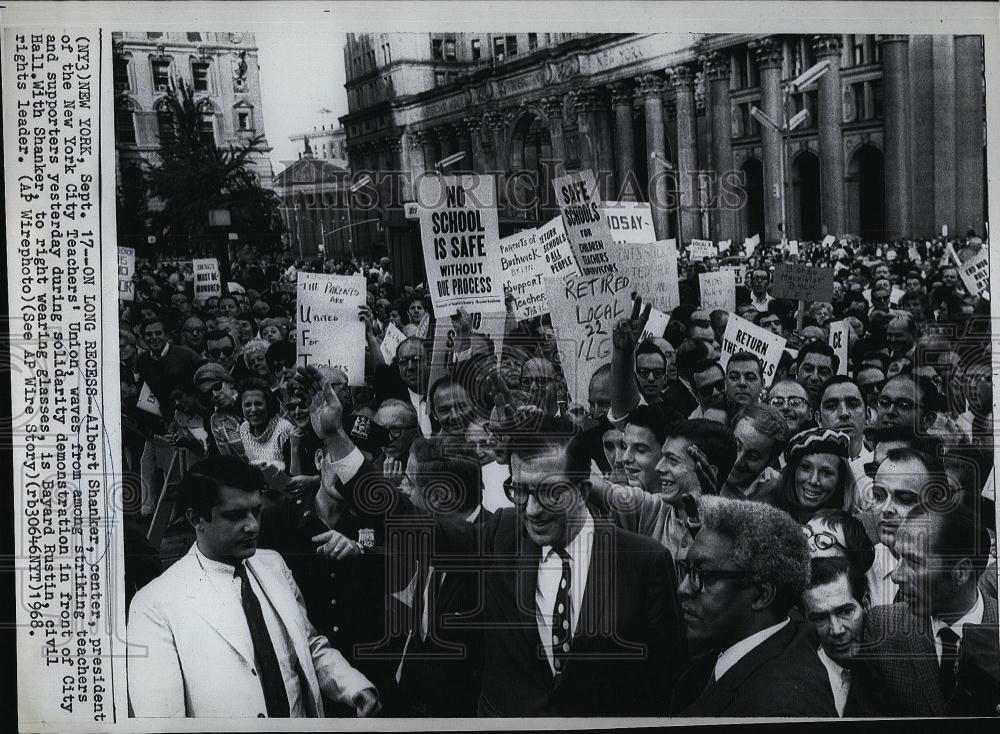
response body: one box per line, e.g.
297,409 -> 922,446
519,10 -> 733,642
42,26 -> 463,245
127,456 -> 380,718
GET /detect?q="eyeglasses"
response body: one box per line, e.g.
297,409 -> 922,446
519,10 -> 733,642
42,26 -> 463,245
385,425 -> 417,439
520,375 -> 552,389
768,396 -> 810,409
696,379 -> 725,398
675,560 -> 751,593
859,380 -> 885,395
208,347 -> 235,358
397,355 -> 424,367
503,478 -> 577,511
876,396 -> 916,412
636,368 -> 666,380
801,525 -> 847,552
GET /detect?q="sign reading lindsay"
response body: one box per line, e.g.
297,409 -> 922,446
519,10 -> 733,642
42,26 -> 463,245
296,272 -> 366,385
418,174 -> 504,317
600,201 -> 657,244
545,273 -> 633,405
719,313 -> 787,387
552,170 -> 618,275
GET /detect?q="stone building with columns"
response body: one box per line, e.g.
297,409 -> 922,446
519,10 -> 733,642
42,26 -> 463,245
341,32 -> 986,283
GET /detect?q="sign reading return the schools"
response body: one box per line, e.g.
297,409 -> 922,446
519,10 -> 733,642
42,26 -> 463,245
118,246 -> 135,301
771,263 -> 835,302
192,258 -> 222,299
418,174 -> 503,317
552,170 -> 618,275
600,201 -> 657,245
720,313 -> 787,387
296,272 -> 366,385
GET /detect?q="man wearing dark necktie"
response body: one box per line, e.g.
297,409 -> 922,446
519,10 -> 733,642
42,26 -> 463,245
127,456 -> 380,718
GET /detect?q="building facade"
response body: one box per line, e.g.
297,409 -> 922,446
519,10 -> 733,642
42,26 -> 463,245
341,32 -> 987,284
113,31 -> 274,192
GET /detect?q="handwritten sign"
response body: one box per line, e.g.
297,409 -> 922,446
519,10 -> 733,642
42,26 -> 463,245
688,239 -> 717,262
719,313 -> 787,387
545,273 -> 634,405
613,239 -> 680,313
640,306 -> 671,343
552,170 -> 617,275
720,263 -> 748,287
536,215 -> 581,279
828,319 -> 849,375
118,246 -> 135,301
772,263 -> 835,301
192,258 -> 222,300
601,201 -> 657,244
498,228 -> 549,320
296,272 -> 366,385
418,174 -> 503,317
958,249 -> 990,297
380,322 -> 407,364
699,270 -> 737,312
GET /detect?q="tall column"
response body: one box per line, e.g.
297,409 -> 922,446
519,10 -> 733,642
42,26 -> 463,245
437,125 -> 456,160
753,36 -> 786,243
484,110 -> 508,208
704,51 -> 735,239
813,34 -> 845,237
672,64 -> 701,241
638,73 -> 670,241
954,35 -> 984,236
402,129 -> 423,200
571,88 -> 614,198
610,80 -> 637,201
464,116 -> 486,173
384,136 -> 403,212
540,95 -> 567,180
420,129 -> 440,172
879,35 -> 912,240
452,121 -> 473,173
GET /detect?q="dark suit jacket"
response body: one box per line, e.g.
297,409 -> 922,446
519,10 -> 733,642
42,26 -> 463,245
859,598 -> 999,717
660,379 -> 698,418
337,470 -> 688,717
674,620 -> 838,717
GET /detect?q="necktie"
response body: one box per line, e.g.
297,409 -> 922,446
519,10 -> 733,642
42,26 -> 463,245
237,563 -> 290,718
938,626 -> 960,698
550,548 -> 572,677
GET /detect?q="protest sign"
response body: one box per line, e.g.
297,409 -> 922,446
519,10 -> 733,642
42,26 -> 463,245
828,319 -> 850,375
296,272 -> 366,385
552,170 -> 618,275
192,258 -> 222,300
380,322 -> 407,364
771,263 -> 835,301
613,239 -> 681,312
601,201 -> 657,244
498,228 -> 550,320
719,313 -> 787,386
822,234 -> 836,248
137,382 -> 162,417
427,310 -> 508,388
718,239 -> 732,254
118,246 -> 135,301
688,239 -> 717,261
958,248 -> 990,296
640,306 -> 671,342
536,215 -> 582,279
415,311 -> 431,339
787,240 -> 799,256
545,272 -> 634,405
417,174 -> 504,317
699,269 -> 737,311
720,263 -> 748,287
744,233 -> 760,256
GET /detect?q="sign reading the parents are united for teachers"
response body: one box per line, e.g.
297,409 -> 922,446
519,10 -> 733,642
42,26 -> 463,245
296,272 -> 366,385
601,201 -> 657,245
418,174 -> 503,317
771,263 -> 835,301
192,258 -> 222,299
545,273 -> 633,406
552,170 -> 618,275
719,313 -> 787,387
499,229 -> 549,320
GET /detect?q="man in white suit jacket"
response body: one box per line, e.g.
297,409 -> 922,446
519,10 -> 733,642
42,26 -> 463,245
127,456 -> 379,718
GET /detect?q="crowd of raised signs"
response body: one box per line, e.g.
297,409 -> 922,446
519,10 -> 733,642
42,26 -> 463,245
120,220 -> 998,718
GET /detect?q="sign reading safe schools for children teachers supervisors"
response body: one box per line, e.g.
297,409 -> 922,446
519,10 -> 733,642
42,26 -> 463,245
546,273 -> 634,406
552,170 -> 618,275
418,174 -> 504,317
720,313 -> 787,387
296,272 -> 366,385
192,257 -> 222,300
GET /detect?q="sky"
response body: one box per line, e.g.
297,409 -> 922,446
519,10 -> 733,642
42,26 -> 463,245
255,31 -> 348,174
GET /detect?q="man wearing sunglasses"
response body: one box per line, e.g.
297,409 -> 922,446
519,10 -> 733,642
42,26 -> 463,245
689,359 -> 727,421
299,368 -> 686,717
874,373 -> 939,435
673,496 -> 836,716
205,329 -> 239,374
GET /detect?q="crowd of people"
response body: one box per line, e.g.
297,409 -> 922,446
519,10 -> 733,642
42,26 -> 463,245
121,231 -> 999,718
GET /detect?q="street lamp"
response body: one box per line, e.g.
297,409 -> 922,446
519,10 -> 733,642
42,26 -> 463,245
650,151 -> 683,245
435,151 -> 465,172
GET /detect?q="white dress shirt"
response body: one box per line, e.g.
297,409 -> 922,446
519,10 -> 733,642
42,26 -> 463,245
931,590 -> 985,664
408,388 -> 433,437
713,617 -> 790,682
535,511 -> 595,675
817,646 -> 851,716
481,461 -> 512,512
867,542 -> 900,608
194,547 -> 306,717
848,445 -> 874,507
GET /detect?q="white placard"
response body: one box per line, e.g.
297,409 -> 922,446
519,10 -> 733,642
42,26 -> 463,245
744,234 -> 760,256
613,239 -> 681,313
788,240 -> 799,256
192,258 -> 222,300
137,381 -> 162,416
417,174 -> 504,317
719,313 -> 787,387
822,234 -> 836,248
958,248 -> 990,296
498,228 -> 549,320
536,214 -> 582,279
828,319 -> 850,375
688,239 -> 717,261
601,201 -> 657,245
699,269 -> 737,312
717,239 -> 732,254
296,272 -> 366,385
118,246 -> 135,301
552,170 -> 618,275
380,322 -> 407,364
640,306 -> 671,342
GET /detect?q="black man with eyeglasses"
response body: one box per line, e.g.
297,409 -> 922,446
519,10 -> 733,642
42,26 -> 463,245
672,495 -> 837,717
